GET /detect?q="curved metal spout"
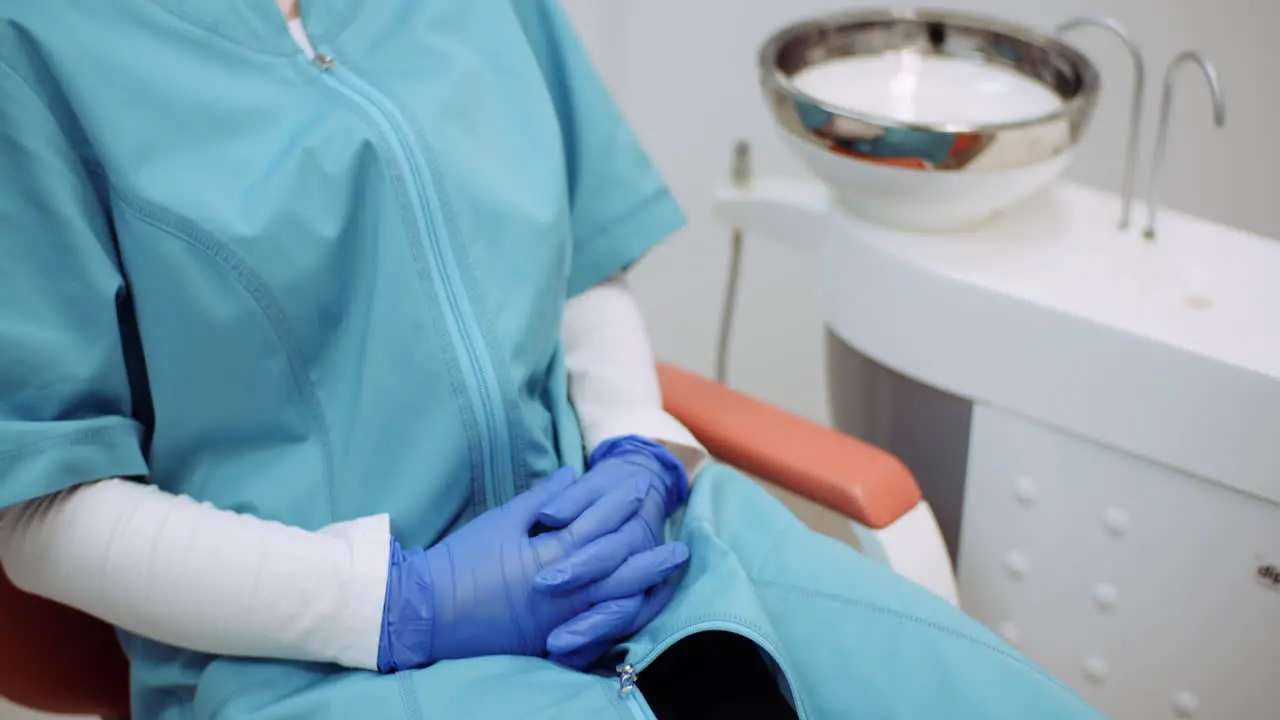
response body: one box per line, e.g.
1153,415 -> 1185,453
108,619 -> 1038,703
1142,51 -> 1226,241
1055,15 -> 1146,230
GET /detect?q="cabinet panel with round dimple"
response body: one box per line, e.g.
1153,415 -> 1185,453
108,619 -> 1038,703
957,404 -> 1279,719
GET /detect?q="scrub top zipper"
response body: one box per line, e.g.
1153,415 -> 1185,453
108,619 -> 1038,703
616,663 -> 655,720
304,46 -> 516,509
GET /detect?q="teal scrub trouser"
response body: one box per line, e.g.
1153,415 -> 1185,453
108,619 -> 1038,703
200,466 -> 1104,720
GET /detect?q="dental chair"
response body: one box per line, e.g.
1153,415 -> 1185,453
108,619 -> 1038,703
0,364 -> 957,719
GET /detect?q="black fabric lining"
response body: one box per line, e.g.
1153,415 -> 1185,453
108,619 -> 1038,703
637,631 -> 798,720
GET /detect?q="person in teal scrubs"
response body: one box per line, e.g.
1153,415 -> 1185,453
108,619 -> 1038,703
0,2 -> 1108,718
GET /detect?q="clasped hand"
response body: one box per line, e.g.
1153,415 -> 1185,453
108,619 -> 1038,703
378,436 -> 690,672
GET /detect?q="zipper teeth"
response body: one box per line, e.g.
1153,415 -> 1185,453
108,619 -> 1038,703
371,98 -> 505,506
630,621 -> 810,720
317,62 -> 514,507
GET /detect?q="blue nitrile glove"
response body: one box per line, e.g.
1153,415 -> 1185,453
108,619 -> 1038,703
532,436 -> 691,668
376,467 -> 689,672
547,584 -> 680,669
534,436 -> 688,592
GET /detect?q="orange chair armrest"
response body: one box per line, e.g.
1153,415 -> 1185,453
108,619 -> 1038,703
657,364 -> 921,530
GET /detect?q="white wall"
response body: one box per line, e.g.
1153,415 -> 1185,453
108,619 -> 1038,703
564,0 -> 1280,424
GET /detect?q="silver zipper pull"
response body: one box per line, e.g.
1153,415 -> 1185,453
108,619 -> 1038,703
313,53 -> 335,71
615,663 -> 637,695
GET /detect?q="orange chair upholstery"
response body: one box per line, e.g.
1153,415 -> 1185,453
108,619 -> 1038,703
655,365 -> 920,530
0,567 -> 131,718
0,364 -> 924,719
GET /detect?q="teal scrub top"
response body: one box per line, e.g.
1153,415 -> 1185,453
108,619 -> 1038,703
0,0 -> 683,713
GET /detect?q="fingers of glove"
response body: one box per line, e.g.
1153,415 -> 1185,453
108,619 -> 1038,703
552,480 -> 649,550
576,542 -> 689,605
535,474 -> 612,529
533,513 -> 657,592
546,594 -> 645,657
508,467 -> 578,523
628,582 -> 678,637
635,488 -> 669,544
546,583 -> 678,664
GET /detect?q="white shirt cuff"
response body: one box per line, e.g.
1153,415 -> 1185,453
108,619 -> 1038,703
317,513 -> 391,670
0,479 -> 390,671
561,275 -> 708,480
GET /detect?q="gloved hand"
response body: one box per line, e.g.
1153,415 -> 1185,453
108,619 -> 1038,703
535,436 -> 689,591
546,585 -> 678,668
532,436 -> 691,667
376,467 -> 689,672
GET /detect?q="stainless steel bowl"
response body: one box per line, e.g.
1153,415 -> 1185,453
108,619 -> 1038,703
761,8 -> 1101,173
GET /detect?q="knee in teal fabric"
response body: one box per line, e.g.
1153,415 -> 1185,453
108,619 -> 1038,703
616,466 -> 1105,720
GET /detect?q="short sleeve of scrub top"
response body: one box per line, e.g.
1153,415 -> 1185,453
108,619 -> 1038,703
512,0 -> 688,297
0,63 -> 150,509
